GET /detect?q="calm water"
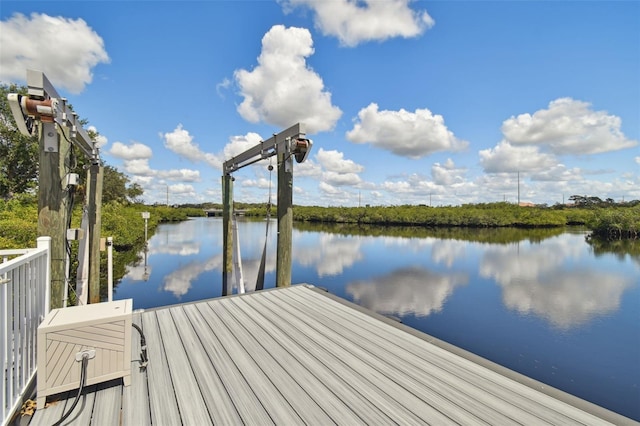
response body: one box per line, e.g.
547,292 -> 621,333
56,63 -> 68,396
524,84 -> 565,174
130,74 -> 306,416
114,217 -> 640,421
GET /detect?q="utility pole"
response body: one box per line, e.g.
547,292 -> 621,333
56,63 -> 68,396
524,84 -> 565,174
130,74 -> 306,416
517,171 -> 520,206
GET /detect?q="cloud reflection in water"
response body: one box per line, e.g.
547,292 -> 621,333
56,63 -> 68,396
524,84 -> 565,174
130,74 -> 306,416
295,233 -> 364,276
346,266 -> 468,317
162,254 -> 223,298
480,240 -> 633,329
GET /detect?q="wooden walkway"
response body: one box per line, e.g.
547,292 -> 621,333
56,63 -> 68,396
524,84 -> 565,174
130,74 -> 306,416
28,285 -> 635,425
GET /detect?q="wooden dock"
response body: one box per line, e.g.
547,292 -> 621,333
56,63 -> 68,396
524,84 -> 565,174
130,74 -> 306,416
27,285 -> 635,425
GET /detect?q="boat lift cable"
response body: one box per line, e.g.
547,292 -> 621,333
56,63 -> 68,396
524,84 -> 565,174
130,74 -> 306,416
232,212 -> 245,294
255,162 -> 273,291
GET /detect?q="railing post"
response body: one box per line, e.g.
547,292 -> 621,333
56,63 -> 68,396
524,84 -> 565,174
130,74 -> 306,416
37,236 -> 52,315
107,237 -> 113,302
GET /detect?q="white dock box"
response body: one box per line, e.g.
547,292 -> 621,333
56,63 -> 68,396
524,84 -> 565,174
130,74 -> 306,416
37,299 -> 132,408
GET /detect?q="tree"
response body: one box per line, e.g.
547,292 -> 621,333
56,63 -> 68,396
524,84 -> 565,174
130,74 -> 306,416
126,183 -> 144,204
0,84 -> 39,198
102,165 -> 144,204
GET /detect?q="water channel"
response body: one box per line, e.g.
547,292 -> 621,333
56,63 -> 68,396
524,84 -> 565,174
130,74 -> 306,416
114,216 -> 640,421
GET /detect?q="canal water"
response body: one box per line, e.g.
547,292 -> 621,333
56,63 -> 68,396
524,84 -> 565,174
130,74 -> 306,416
114,216 -> 640,421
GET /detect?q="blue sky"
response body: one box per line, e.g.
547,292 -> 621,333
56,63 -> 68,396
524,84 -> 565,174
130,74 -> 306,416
1,1 -> 638,206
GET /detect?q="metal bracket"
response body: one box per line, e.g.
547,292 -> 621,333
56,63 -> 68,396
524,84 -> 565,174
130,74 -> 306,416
42,122 -> 58,152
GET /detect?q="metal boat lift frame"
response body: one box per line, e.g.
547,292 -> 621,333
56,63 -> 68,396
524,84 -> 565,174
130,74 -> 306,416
221,123 -> 312,294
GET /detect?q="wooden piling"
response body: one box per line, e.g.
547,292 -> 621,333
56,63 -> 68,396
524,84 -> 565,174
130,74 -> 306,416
222,174 -> 233,296
87,164 -> 103,303
276,146 -> 293,287
37,123 -> 70,310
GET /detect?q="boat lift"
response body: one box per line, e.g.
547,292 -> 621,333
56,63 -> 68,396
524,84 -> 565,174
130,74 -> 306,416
222,123 -> 312,294
7,70 -> 104,308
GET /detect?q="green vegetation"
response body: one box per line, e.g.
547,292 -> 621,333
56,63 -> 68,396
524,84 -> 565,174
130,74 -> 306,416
0,194 -> 38,249
294,220 -> 566,244
290,203 -> 570,227
586,205 -> 640,239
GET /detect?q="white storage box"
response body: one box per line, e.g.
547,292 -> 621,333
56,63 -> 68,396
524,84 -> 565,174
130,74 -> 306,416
37,299 -> 132,409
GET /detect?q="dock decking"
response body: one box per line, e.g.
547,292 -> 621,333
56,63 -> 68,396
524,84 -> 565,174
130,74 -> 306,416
28,285 -> 634,425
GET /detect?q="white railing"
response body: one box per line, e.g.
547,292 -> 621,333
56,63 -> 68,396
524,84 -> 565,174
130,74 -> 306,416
1,237 -> 51,426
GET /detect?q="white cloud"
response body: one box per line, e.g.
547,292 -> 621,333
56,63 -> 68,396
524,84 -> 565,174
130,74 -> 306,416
216,77 -> 231,98
123,159 -> 154,176
234,25 -> 342,133
243,177 -> 272,189
479,140 -> 558,173
316,148 -> 364,173
0,13 -> 109,94
280,0 -> 434,47
529,165 -> 583,182
319,181 -> 343,195
109,141 -> 152,160
163,124 -> 222,169
131,175 -> 154,186
222,132 -> 263,160
169,183 -> 196,195
431,159 -> 465,186
322,171 -> 362,187
157,169 -> 201,182
163,124 -> 203,160
635,157 -> 640,165
295,159 -> 323,178
347,103 -> 468,159
502,98 -> 637,155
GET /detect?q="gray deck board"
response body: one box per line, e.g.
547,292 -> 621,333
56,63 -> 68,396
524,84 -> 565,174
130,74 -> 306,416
90,381 -> 120,425
284,286 -> 591,425
140,311 -> 181,426
181,303 -> 273,425
219,296 -> 365,425
121,314 -> 149,426
260,289 -> 458,425
27,284 -> 636,426
237,291 -> 397,425
193,301 -> 305,424
154,308 -> 212,425
169,306 -> 243,425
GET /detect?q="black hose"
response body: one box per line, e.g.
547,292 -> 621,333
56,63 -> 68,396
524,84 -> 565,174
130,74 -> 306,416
52,354 -> 89,426
132,323 -> 148,369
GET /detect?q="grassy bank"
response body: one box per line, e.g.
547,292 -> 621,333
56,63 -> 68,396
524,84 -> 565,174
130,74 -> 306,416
0,196 -> 205,250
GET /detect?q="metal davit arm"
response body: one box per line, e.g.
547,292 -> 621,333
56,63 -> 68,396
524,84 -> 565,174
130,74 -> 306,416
223,123 -> 307,175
